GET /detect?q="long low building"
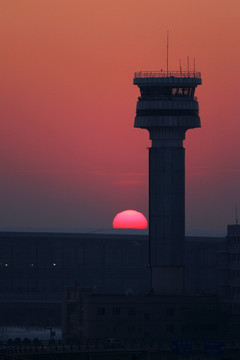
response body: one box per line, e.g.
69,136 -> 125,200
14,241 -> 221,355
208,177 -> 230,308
0,227 -> 235,326
62,288 -> 225,342
0,230 -> 224,296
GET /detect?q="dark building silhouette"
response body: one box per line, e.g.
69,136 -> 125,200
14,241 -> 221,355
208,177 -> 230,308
218,224 -> 240,331
133,70 -> 201,294
0,231 -> 224,297
62,289 -> 224,342
0,231 -> 226,325
0,227 -> 238,333
133,71 -> 202,294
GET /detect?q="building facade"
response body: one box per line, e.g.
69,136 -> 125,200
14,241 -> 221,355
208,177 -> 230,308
0,229 -> 226,326
218,225 -> 240,314
62,287 -> 225,343
0,231 -> 224,297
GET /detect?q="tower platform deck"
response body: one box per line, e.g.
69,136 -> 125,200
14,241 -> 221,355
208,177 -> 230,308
134,71 -> 202,86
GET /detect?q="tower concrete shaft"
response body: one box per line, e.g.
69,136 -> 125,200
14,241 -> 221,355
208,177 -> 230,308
134,70 -> 202,294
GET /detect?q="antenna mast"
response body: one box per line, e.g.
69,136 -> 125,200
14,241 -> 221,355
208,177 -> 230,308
167,30 -> 169,76
236,206 -> 239,225
179,59 -> 182,75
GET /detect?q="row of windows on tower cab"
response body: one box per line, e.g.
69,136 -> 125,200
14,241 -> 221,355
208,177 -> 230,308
139,86 -> 196,99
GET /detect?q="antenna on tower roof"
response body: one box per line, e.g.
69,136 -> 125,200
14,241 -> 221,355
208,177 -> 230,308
167,30 -> 169,76
187,56 -> 189,75
194,58 -> 196,76
236,206 -> 239,225
179,59 -> 182,75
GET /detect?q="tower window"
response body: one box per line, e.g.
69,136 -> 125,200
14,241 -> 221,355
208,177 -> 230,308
171,87 -> 195,97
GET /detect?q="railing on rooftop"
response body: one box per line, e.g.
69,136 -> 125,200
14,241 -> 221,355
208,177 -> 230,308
134,71 -> 201,79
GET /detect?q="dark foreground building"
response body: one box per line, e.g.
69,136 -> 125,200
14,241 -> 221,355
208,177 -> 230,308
62,289 -> 226,343
0,230 -> 149,325
0,229 -> 226,326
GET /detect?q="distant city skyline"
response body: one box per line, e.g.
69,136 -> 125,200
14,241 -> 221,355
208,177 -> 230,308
0,0 -> 239,233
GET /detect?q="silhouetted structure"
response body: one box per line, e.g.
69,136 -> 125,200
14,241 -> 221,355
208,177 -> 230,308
62,289 -> 224,342
0,231 -> 225,296
218,224 -> 240,338
134,70 -> 201,294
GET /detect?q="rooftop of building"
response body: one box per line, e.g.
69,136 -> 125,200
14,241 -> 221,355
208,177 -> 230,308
133,70 -> 202,86
134,70 -> 201,79
0,227 -> 225,243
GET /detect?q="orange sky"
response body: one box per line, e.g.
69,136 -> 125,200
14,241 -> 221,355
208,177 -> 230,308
0,0 -> 240,233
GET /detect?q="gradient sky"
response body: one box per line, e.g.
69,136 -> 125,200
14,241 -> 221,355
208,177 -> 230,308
0,0 -> 240,234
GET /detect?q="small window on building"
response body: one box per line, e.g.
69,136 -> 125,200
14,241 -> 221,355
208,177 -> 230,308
166,308 -> 175,316
178,88 -> 183,95
113,327 -> 118,336
77,248 -> 84,264
144,313 -> 150,320
128,324 -> 135,333
144,331 -> 151,337
166,324 -> 175,333
97,307 -> 105,316
128,308 -> 136,316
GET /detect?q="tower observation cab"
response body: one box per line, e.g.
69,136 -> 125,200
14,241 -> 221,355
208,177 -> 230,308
134,71 -> 202,145
133,70 -> 202,295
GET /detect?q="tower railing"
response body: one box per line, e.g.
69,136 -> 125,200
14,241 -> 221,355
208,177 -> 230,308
134,71 -> 201,79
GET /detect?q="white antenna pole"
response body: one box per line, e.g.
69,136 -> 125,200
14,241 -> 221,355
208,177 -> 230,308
236,206 -> 239,225
167,30 -> 169,76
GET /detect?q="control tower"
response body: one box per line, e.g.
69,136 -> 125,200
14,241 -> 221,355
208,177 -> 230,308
134,70 -> 202,294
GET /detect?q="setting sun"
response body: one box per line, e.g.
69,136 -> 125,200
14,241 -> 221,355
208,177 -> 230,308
112,210 -> 147,229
